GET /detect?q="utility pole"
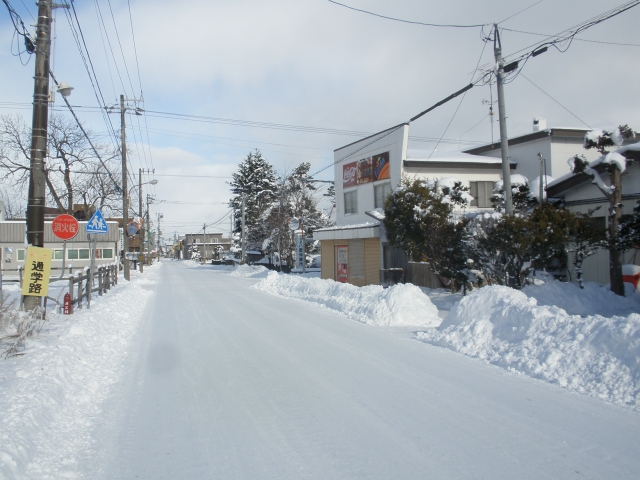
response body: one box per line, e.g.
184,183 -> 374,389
146,193 -> 151,262
120,94 -> 130,280
538,153 -> 545,206
241,194 -> 246,264
24,0 -> 52,310
203,223 -> 207,261
494,24 -> 513,214
138,168 -> 144,273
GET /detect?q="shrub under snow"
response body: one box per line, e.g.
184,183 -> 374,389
254,271 -> 440,327
415,285 -> 640,409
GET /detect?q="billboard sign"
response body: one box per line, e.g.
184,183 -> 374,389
342,151 -> 390,189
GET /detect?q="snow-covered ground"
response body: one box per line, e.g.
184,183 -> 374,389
1,260 -> 640,478
0,264 -> 160,479
248,267 -> 640,410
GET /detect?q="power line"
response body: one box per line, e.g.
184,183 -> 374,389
520,73 -> 592,129
497,0 -> 544,25
326,0 -> 489,28
501,27 -> 640,47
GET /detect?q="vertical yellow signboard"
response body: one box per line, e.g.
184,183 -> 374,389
21,246 -> 53,297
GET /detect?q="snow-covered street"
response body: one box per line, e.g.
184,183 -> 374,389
2,260 -> 640,479
84,262 -> 640,478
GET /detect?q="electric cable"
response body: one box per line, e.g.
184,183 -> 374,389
520,73 -> 592,129
326,0 -> 489,28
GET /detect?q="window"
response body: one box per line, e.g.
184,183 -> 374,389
79,249 -> 90,259
68,249 -> 78,260
17,249 -> 25,261
102,248 -> 114,259
344,190 -> 358,215
374,182 -> 392,209
470,181 -> 495,208
53,250 -> 64,260
213,238 -> 219,243
194,238 -> 199,243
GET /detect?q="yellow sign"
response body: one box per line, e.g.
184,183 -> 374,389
21,246 -> 53,297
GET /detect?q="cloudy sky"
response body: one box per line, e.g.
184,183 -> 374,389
1,0 -> 639,241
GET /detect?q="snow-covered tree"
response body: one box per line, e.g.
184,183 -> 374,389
383,178 -> 472,291
228,150 -> 279,252
569,125 -> 635,296
189,243 -> 201,262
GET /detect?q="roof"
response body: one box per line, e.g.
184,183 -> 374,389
403,151 -> 516,169
463,128 -> 589,156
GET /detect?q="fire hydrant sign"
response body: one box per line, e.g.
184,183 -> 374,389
51,214 -> 79,240
21,246 -> 53,297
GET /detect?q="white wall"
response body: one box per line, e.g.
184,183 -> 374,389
334,125 -> 408,226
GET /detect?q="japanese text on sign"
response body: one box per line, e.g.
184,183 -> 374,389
21,247 -> 52,297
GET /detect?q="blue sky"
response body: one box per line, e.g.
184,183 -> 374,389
1,0 -> 639,240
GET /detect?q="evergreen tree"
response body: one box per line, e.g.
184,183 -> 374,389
570,125 -> 635,296
383,178 -> 471,291
228,150 -> 279,252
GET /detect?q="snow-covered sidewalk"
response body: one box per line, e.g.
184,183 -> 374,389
0,264 -> 160,479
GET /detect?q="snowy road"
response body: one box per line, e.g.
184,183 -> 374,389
81,260 -> 640,479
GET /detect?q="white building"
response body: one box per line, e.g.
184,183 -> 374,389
313,123 -> 512,287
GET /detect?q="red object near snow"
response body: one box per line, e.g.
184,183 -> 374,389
63,292 -> 72,315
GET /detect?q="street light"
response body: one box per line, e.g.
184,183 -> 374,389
136,170 -> 158,272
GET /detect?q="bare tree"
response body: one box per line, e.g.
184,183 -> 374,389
0,113 -> 121,217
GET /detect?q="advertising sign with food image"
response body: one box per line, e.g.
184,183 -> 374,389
357,157 -> 373,184
342,151 -> 390,188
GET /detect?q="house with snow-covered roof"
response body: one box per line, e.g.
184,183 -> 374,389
312,123 -> 513,288
546,139 -> 640,285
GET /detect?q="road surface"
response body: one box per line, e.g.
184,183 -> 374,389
80,260 -> 640,479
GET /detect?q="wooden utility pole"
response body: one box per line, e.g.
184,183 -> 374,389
494,24 -> 513,214
138,168 -> 144,273
24,0 -> 52,310
121,94 -> 130,280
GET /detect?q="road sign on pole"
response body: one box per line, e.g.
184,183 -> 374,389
86,209 -> 108,234
51,214 -> 79,240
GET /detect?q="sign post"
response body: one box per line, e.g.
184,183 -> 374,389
86,209 -> 108,308
52,214 -> 79,276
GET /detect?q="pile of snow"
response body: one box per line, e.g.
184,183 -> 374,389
414,285 -> 640,410
0,264 -> 160,478
494,174 -> 528,191
254,271 -> 440,327
229,264 -> 270,278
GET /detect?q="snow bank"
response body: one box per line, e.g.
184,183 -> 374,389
254,271 -> 440,327
415,285 -> 640,410
0,265 -> 160,479
229,264 -> 271,278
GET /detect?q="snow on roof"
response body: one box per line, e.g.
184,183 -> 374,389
314,221 -> 379,233
405,150 -> 505,164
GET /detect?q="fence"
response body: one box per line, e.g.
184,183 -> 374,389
0,262 -> 118,314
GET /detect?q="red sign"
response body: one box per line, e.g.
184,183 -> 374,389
63,292 -> 72,315
51,214 -> 79,240
336,245 -> 348,283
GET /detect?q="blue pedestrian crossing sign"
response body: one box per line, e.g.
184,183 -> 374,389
86,209 -> 108,234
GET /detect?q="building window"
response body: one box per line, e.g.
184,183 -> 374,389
79,249 -> 90,260
17,249 -> 25,261
374,182 -> 392,209
53,250 -> 64,260
470,181 -> 495,208
194,238 -> 199,243
344,190 -> 358,215
102,248 -> 114,259
213,238 -> 219,243
68,249 -> 78,260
